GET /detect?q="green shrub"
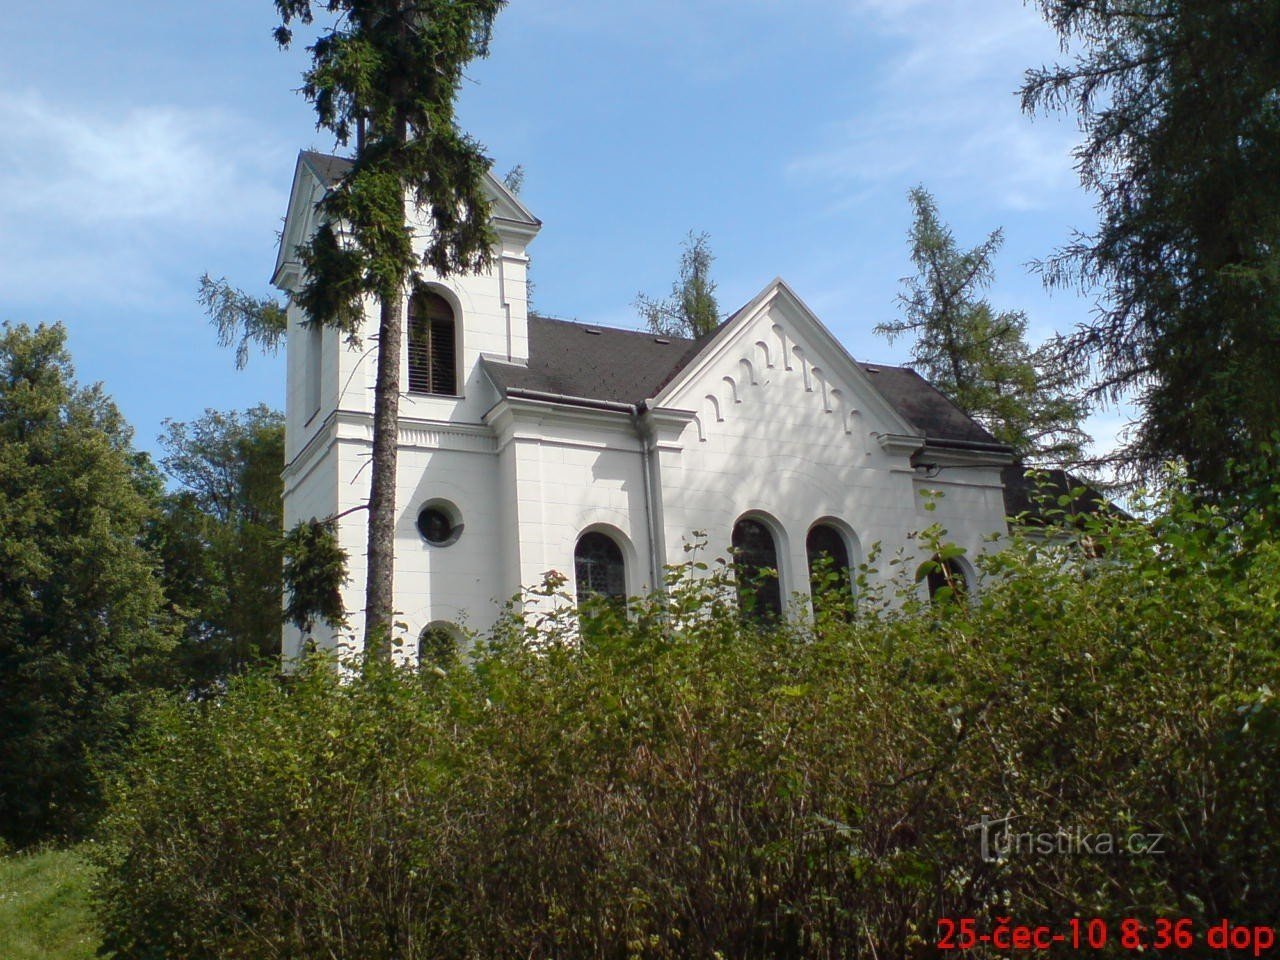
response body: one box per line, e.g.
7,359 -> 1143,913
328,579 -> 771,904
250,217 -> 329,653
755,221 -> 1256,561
95,480 -> 1280,959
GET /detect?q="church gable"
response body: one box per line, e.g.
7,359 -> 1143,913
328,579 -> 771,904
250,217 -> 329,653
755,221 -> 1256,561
653,279 -> 922,452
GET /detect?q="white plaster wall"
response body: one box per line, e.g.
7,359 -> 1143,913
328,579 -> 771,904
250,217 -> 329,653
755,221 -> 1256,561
280,429 -> 341,661
502,413 -> 653,605
654,301 -> 1010,609
334,218 -> 532,427
282,183 -> 535,660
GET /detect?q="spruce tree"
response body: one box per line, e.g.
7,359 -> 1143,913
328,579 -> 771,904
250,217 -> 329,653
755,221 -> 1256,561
210,0 -> 507,660
1022,0 -> 1280,493
877,188 -> 1089,465
636,231 -> 721,339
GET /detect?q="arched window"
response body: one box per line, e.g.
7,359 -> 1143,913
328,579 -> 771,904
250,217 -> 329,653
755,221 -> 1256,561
806,523 -> 852,608
408,289 -> 458,396
926,557 -> 969,604
732,517 -> 782,621
419,623 -> 460,669
574,531 -> 626,604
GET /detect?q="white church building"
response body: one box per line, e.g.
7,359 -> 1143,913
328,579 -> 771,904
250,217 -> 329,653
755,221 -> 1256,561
275,152 -> 1016,660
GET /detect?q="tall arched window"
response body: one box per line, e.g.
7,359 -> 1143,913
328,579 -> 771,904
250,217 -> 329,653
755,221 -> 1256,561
806,523 -> 852,609
732,517 -> 782,621
926,557 -> 968,604
574,532 -> 626,604
408,289 -> 458,396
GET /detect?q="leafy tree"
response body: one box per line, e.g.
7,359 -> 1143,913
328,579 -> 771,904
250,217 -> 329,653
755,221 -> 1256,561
150,406 -> 285,691
1022,1 -> 1280,492
208,0 -> 507,660
636,230 -> 721,339
877,188 -> 1089,465
0,322 -> 173,846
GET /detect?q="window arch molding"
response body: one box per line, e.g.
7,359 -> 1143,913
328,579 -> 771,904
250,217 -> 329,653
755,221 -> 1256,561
805,517 -> 861,605
730,510 -> 789,621
573,523 -> 637,606
406,282 -> 463,397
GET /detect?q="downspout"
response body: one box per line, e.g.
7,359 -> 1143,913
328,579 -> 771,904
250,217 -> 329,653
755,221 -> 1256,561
633,406 -> 664,593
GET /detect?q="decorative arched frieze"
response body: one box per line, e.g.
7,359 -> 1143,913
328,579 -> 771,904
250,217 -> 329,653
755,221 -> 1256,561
793,346 -> 813,391
723,375 -> 740,405
705,394 -> 723,423
813,367 -> 831,410
739,357 -> 757,386
772,324 -> 792,370
845,407 -> 862,437
755,340 -> 773,370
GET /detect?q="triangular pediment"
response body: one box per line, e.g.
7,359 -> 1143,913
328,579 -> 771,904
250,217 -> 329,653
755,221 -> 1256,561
273,151 -> 539,289
652,278 -> 923,444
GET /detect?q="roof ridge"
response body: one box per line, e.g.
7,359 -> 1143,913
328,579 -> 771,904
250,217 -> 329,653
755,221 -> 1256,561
529,313 -> 697,344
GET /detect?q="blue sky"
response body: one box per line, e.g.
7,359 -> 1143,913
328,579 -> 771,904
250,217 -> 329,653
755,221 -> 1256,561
1,0 -> 1125,461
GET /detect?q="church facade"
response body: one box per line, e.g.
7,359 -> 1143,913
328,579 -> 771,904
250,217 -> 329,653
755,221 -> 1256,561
276,152 -> 1015,661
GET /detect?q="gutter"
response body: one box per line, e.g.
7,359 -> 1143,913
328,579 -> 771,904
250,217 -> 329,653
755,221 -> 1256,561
503,387 -> 637,415
921,436 -> 1015,455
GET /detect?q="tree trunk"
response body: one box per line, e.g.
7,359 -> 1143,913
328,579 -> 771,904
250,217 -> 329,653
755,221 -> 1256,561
363,288 -> 404,662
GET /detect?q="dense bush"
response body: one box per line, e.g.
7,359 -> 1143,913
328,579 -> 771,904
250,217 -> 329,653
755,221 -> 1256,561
95,481 -> 1280,959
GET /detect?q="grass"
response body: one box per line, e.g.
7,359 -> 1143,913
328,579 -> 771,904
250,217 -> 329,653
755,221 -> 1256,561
0,845 -> 100,960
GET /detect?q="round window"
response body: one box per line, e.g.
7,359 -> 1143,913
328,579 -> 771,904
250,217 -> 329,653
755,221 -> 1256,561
416,501 -> 462,546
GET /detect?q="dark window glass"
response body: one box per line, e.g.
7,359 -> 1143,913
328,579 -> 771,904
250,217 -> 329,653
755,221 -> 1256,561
732,518 -> 782,621
417,505 -> 460,546
575,532 -> 626,602
927,557 -> 968,603
419,625 -> 459,669
408,290 -> 457,395
807,524 -> 852,607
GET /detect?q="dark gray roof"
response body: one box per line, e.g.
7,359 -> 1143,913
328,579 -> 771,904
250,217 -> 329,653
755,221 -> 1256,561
300,150 -> 353,187
483,316 -> 712,408
860,363 -> 1002,448
1001,466 -> 1118,524
485,315 -> 1010,454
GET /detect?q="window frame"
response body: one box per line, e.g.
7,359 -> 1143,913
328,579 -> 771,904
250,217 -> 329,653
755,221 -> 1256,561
731,514 -> 784,622
407,287 -> 460,398
574,530 -> 628,606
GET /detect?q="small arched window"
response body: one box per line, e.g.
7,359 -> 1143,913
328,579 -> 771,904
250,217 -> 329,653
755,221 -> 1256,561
807,523 -> 852,608
574,532 -> 626,604
927,557 -> 969,604
419,623 -> 460,669
732,517 -> 782,621
408,289 -> 458,396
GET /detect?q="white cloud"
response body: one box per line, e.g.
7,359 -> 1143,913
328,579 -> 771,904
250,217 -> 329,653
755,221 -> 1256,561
0,89 -> 291,309
787,0 -> 1079,213
0,89 -> 286,226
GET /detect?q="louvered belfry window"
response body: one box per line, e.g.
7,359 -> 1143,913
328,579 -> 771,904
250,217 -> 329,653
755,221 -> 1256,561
408,290 -> 458,395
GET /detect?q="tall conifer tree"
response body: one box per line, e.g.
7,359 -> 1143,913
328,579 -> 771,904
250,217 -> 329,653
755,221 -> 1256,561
877,188 -> 1089,465
212,1 -> 506,660
636,231 -> 721,339
1022,1 -> 1280,492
